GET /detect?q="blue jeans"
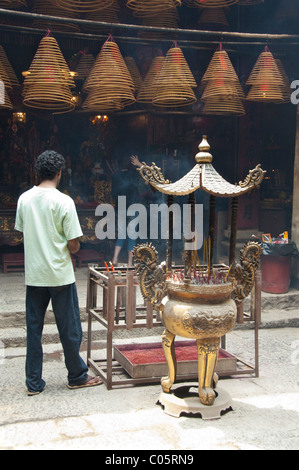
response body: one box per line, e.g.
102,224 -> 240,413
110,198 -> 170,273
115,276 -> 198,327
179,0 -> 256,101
25,283 -> 88,392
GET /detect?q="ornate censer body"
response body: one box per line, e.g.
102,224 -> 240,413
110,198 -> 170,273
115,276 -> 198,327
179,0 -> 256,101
133,241 -> 262,406
133,136 -> 265,407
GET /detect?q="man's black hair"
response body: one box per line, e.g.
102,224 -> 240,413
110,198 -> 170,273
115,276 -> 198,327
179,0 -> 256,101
35,150 -> 65,181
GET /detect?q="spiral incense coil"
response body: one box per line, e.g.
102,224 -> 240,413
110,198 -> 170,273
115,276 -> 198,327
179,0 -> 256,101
124,57 -> 143,94
137,56 -> 165,103
126,0 -> 181,17
201,50 -> 240,84
23,36 -> 76,93
198,7 -> 229,28
32,0 -> 80,32
246,51 -> 284,87
55,0 -> 115,13
75,52 -> 95,80
0,0 -> 27,8
82,1 -> 120,33
0,46 -> 19,88
82,89 -> 130,111
83,40 -> 134,94
162,47 -> 197,88
202,96 -> 245,116
184,0 -> 237,7
23,80 -> 76,113
238,0 -> 264,5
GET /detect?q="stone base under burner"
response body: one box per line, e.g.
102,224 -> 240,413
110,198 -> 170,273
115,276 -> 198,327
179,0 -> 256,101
157,383 -> 233,420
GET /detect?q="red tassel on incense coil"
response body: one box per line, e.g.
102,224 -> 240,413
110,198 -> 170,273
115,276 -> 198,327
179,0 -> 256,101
82,38 -> 135,111
152,47 -> 197,107
246,48 -> 285,103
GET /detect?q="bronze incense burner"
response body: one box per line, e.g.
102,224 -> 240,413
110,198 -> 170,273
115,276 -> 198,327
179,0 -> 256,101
133,136 -> 265,407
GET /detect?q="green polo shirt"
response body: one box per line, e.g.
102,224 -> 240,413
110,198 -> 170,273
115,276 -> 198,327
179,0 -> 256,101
15,186 -> 83,287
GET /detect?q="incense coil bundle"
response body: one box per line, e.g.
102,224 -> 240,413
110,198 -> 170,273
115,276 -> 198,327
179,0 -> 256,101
238,0 -> 264,5
152,48 -> 197,107
83,40 -> 134,93
0,0 -> 27,8
246,50 -> 285,103
0,46 -> 19,88
184,0 -> 237,7
82,0 -> 120,33
55,0 -> 115,12
22,35 -> 76,113
198,7 -> 229,28
32,0 -> 80,33
202,95 -> 245,116
75,52 -> 95,80
201,50 -> 240,84
137,56 -> 165,103
83,39 -> 136,111
126,0 -> 181,17
124,57 -> 143,95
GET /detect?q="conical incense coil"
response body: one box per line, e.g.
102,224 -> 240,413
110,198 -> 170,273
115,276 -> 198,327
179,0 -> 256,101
55,0 -> 115,13
124,57 -> 143,94
75,52 -> 95,80
161,47 -> 197,88
246,50 -> 284,86
202,95 -> 245,116
126,0 -> 181,17
198,7 -> 229,27
82,88 -> 134,111
82,1 -> 120,33
0,46 -> 19,88
83,40 -> 135,94
23,79 -> 75,113
185,0 -> 237,7
0,0 -> 27,8
137,56 -> 165,103
32,0 -> 80,32
201,49 -> 240,84
238,0 -> 264,5
201,79 -> 244,100
23,36 -> 75,93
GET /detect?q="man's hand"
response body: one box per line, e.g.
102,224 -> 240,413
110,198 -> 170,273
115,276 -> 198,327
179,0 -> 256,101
68,238 -> 80,254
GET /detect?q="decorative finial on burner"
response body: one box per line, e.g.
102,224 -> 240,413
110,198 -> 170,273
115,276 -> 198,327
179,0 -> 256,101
195,135 -> 213,163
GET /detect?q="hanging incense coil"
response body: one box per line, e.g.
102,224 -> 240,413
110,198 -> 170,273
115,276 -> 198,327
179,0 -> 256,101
82,1 -> 120,33
201,49 -> 240,84
55,0 -> 115,13
32,0 -> 80,33
124,57 -> 143,95
0,46 -> 19,88
153,48 -> 197,107
83,39 -> 135,111
22,36 -> 75,95
126,0 -> 181,17
185,0 -> 237,7
137,56 -> 165,103
83,40 -> 134,93
198,7 -> 229,28
246,50 -> 285,103
238,0 -> 264,5
22,35 -> 76,113
0,0 -> 27,8
75,52 -> 95,80
202,96 -> 245,116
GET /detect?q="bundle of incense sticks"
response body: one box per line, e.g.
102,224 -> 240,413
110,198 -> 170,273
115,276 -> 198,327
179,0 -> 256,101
168,267 -> 231,286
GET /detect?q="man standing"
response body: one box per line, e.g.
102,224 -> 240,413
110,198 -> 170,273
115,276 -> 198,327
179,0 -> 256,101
15,150 -> 101,396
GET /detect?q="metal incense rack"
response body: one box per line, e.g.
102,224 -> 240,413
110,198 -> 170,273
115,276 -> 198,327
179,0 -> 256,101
86,136 -> 266,390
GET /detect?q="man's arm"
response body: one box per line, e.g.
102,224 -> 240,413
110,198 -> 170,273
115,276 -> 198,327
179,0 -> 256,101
68,238 -> 80,255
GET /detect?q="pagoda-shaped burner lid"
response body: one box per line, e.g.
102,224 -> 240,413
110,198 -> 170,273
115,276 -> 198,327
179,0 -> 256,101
137,135 -> 266,198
